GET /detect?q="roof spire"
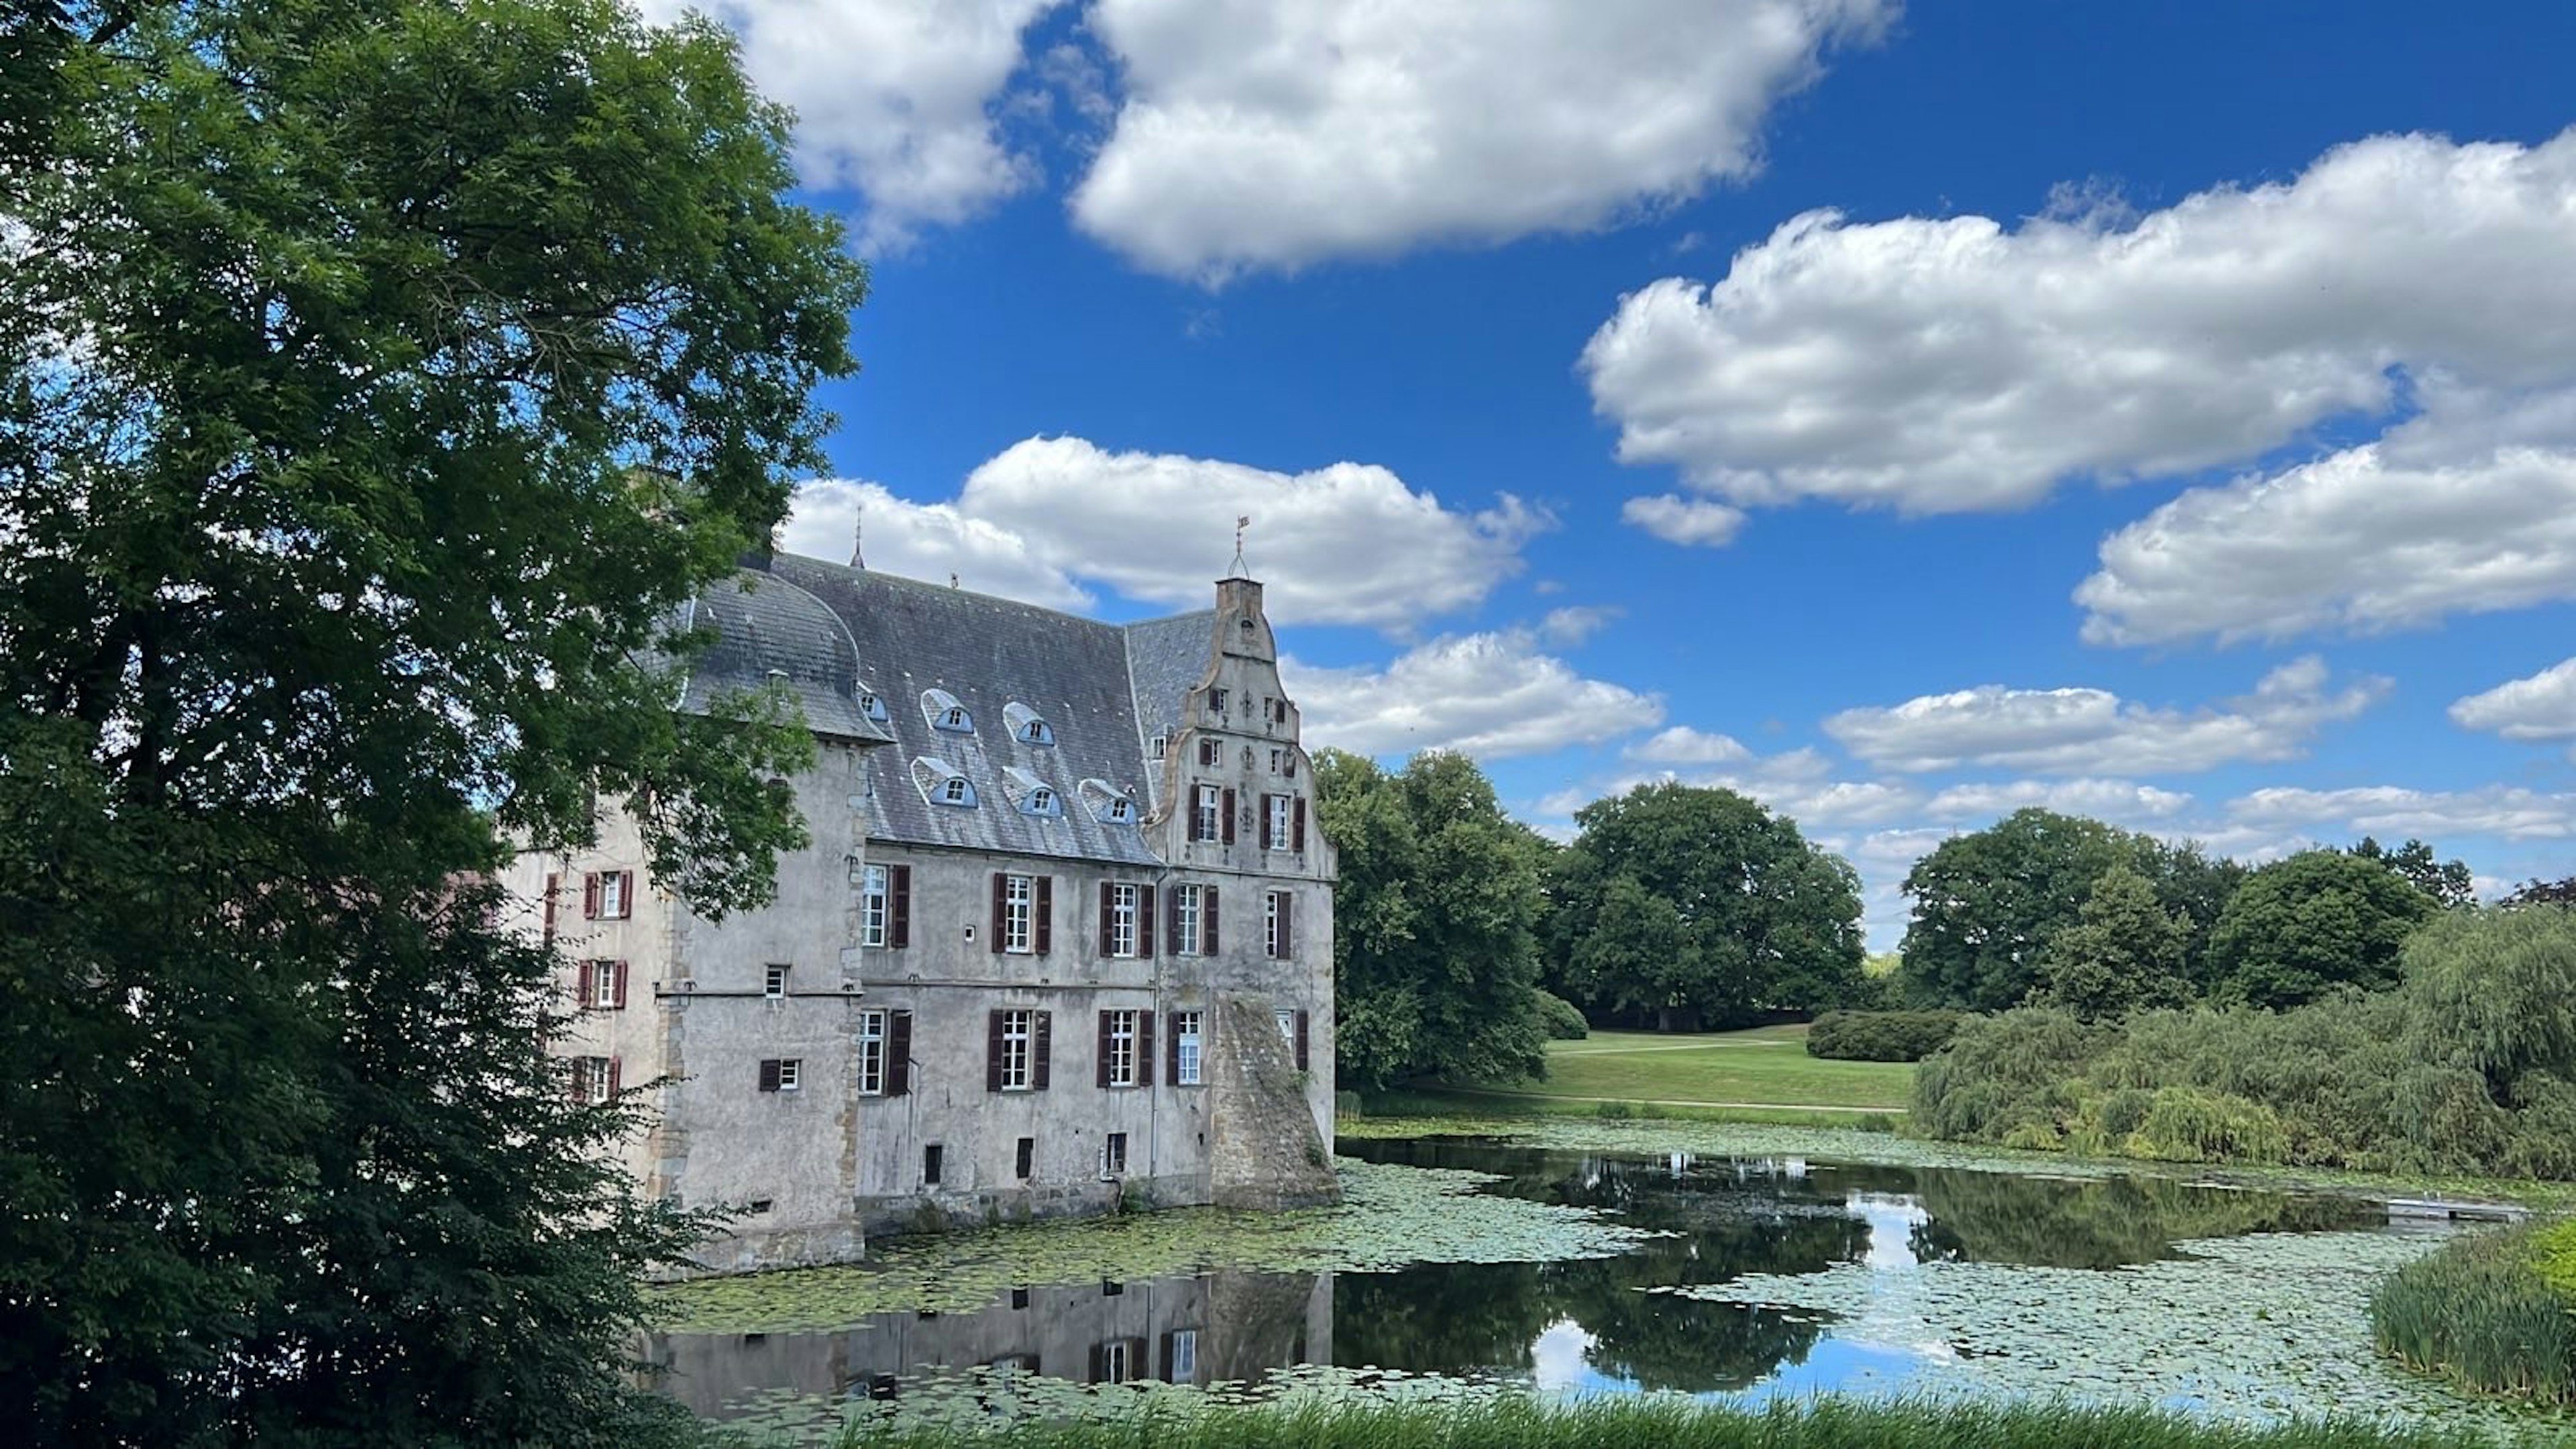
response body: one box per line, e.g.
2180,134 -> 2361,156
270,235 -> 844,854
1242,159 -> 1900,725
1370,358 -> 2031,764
1227,513 -> 1251,578
849,505 -> 865,569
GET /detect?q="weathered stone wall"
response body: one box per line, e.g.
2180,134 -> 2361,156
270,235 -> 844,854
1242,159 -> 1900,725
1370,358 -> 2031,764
1207,996 -> 1340,1210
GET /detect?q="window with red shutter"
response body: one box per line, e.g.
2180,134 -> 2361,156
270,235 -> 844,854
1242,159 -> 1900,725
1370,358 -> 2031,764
887,1011 -> 913,1097
1035,876 -> 1053,956
608,1057 -> 623,1095
583,872 -> 601,919
1203,887 -> 1220,954
1137,1012 -> 1156,1088
1293,798 -> 1307,851
576,959 -> 596,1006
1139,885 -> 1157,958
612,959 -> 630,1009
543,873 -> 559,945
890,865 -> 912,947
1097,881 -> 1115,956
1294,1010 -> 1310,1071
1220,788 -> 1236,845
989,873 -> 1006,954
1032,1011 -> 1052,1090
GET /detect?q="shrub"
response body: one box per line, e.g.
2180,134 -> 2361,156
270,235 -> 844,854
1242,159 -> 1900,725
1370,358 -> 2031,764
1532,989 -> 1591,1041
1806,1009 -> 1967,1062
2371,1224 -> 2576,1403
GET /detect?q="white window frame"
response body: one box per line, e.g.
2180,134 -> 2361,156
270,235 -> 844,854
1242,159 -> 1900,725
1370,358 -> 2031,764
1208,687 -> 1228,714
1265,892 -> 1285,958
1103,1130 -> 1129,1175
1108,883 -> 1139,958
941,776 -> 970,805
1275,1008 -> 1295,1045
1194,784 -> 1221,842
1100,1338 -> 1138,1384
1150,733 -> 1167,760
1002,873 -> 1035,954
598,870 -> 628,919
1174,1010 -> 1204,1086
580,1056 -> 614,1104
1000,1008 -> 1035,1091
763,963 -> 790,998
1267,794 -> 1291,850
588,961 -> 618,1010
1106,1009 -> 1140,1087
857,1009 -> 888,1095
1175,888 -> 1201,957
1169,1328 -> 1198,1382
777,1058 -> 802,1091
861,865 -> 889,947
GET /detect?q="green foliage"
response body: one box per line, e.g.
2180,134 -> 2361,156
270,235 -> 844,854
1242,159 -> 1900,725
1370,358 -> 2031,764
1805,1010 -> 1966,1062
1919,911 -> 2576,1177
1,0 -> 862,1441
2210,850 -> 2437,1008
1313,750 -> 1552,1089
1548,784 -> 1866,1028
2036,861 -> 2193,1019
1532,989 -> 1590,1040
2349,836 -> 2477,910
830,1393 -> 2496,1449
2371,1224 -> 2576,1403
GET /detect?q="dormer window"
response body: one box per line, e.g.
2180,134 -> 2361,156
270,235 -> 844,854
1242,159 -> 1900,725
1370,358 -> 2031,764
1002,702 -> 1054,746
1150,733 -> 1167,760
922,688 -> 972,735
1079,778 -> 1137,826
911,756 -> 976,808
857,684 -> 890,723
1000,767 -> 1061,818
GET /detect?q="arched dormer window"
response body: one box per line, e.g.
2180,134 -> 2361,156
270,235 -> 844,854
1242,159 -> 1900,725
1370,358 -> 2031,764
911,755 -> 976,808
1002,701 -> 1054,746
921,688 -> 972,735
1078,777 -> 1136,826
857,683 -> 890,723
1000,766 -> 1061,818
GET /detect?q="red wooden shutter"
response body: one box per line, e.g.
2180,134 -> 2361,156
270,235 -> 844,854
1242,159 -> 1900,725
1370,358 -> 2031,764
1097,882 -> 1115,956
989,873 -> 1006,953
1032,1012 -> 1053,1090
1165,886 -> 1181,953
543,873 -> 559,945
759,1059 -> 782,1092
985,1012 -> 1006,1092
576,959 -> 596,1006
582,872 -> 600,919
608,1057 -> 623,1095
1295,1010 -> 1311,1071
1096,1012 -> 1114,1088
1139,885 -> 1157,958
890,865 -> 912,947
1138,1011 -> 1156,1088
888,1011 -> 913,1097
566,1059 -> 581,1102
1293,798 -> 1307,851
1035,877 -> 1053,956
1221,788 -> 1236,845
1203,887 -> 1220,954
1166,1012 -> 1182,1083
613,959 -> 630,1009
1258,796 -> 1274,849
1279,895 -> 1293,957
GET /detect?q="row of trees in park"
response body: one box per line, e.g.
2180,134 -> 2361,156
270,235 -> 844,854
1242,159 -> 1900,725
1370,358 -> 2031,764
1313,759 -> 1873,1090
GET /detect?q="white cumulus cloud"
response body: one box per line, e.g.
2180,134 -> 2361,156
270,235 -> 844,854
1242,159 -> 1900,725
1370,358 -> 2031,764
1621,494 -> 1748,547
1582,129 -> 2576,530
2452,657 -> 2576,743
2226,786 -> 2576,843
1823,657 -> 2385,775
1287,633 -> 1663,760
1071,0 -> 1892,281
1626,726 -> 1754,765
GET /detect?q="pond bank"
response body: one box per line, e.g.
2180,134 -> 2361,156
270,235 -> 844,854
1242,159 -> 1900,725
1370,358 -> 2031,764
813,1395 -> 2525,1449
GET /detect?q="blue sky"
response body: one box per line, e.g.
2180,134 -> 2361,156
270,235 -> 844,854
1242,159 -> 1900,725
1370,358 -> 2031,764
651,0 -> 2576,945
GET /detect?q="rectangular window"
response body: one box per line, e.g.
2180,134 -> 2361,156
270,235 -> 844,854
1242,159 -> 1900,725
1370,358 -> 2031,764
1094,1338 -> 1143,1385
1265,891 -> 1294,959
861,865 -> 890,947
1150,733 -> 1167,760
1002,874 -> 1034,954
857,1009 -> 888,1095
998,1009 -> 1034,1091
1015,1136 -> 1034,1179
1108,883 -> 1138,958
1173,1010 -> 1204,1086
1268,747 -> 1284,774
757,1057 -> 802,1093
576,1055 -> 616,1104
922,1143 -> 943,1186
1272,698 -> 1289,724
1195,736 -> 1220,767
1175,888 -> 1201,957
542,872 -> 559,946
1208,688 -> 1229,714
1104,1131 -> 1128,1175
1265,794 -> 1291,850
1101,1010 -> 1140,1087
1275,1008 -> 1296,1046
763,963 -> 790,998
596,869 -> 630,919
1193,784 -> 1220,841
1166,1329 -> 1199,1384
586,959 -> 623,1010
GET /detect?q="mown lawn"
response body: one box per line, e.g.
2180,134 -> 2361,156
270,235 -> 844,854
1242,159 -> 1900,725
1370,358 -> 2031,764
1485,1026 -> 1915,1112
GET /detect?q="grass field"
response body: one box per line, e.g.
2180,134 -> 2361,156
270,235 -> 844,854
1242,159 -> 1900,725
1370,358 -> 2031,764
1382,1024 -> 1915,1122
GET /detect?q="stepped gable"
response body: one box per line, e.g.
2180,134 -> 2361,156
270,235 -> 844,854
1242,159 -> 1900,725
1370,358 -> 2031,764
769,551 -> 1171,867
1120,608 -> 1218,813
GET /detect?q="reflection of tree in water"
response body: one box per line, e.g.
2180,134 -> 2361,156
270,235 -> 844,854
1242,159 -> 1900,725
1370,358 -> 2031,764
1905,1169 -> 2381,1269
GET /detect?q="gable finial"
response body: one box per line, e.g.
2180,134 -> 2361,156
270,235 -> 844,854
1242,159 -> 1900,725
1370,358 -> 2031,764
1228,513 -> 1251,578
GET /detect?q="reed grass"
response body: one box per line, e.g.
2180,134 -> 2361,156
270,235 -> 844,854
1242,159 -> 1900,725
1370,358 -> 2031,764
824,1394 -> 2506,1449
2371,1223 -> 2576,1404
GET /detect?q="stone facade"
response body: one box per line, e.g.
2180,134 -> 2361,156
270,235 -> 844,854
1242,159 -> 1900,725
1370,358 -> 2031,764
510,553 -> 1338,1274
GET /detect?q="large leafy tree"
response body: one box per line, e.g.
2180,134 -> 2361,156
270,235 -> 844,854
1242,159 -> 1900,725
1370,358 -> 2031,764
2,1 -> 864,1442
2348,835 -> 2477,910
1549,784 -> 1866,1030
2034,861 -> 2192,1020
2209,850 -> 2438,1008
1313,749 -> 1552,1089
1897,809 -> 2129,1012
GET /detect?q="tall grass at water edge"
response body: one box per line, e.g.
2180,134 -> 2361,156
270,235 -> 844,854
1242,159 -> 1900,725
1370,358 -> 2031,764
2373,1222 -> 2576,1404
822,1395 -> 2519,1449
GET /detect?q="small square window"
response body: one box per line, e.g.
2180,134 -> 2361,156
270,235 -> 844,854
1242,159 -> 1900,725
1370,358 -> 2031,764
923,1143 -> 944,1186
763,963 -> 789,998
1208,688 -> 1229,714
1150,733 -> 1167,760
1015,1136 -> 1035,1180
779,1059 -> 800,1091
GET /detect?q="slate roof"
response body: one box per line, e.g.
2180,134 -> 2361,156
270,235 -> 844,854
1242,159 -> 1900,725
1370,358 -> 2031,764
674,572 -> 892,743
739,551 -> 1215,867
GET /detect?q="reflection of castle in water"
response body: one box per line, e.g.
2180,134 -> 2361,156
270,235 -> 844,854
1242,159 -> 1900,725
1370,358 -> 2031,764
644,1270 -> 1334,1421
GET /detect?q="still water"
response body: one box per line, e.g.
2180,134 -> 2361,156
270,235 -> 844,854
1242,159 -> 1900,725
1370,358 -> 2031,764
647,1135 -> 2461,1433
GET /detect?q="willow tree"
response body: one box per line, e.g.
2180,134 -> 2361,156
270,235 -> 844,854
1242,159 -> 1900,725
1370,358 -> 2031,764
0,1 -> 864,1442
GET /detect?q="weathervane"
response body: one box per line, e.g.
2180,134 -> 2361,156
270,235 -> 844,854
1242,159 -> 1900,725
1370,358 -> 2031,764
1230,514 -> 1251,576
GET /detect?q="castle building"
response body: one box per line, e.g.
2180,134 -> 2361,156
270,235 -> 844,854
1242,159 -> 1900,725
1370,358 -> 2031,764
511,549 -> 1340,1274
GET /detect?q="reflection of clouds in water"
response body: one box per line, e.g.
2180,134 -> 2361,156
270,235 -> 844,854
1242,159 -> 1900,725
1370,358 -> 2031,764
1849,1192 -> 1928,1272
1827,1191 -> 1954,1379
1529,1318 -> 1597,1394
